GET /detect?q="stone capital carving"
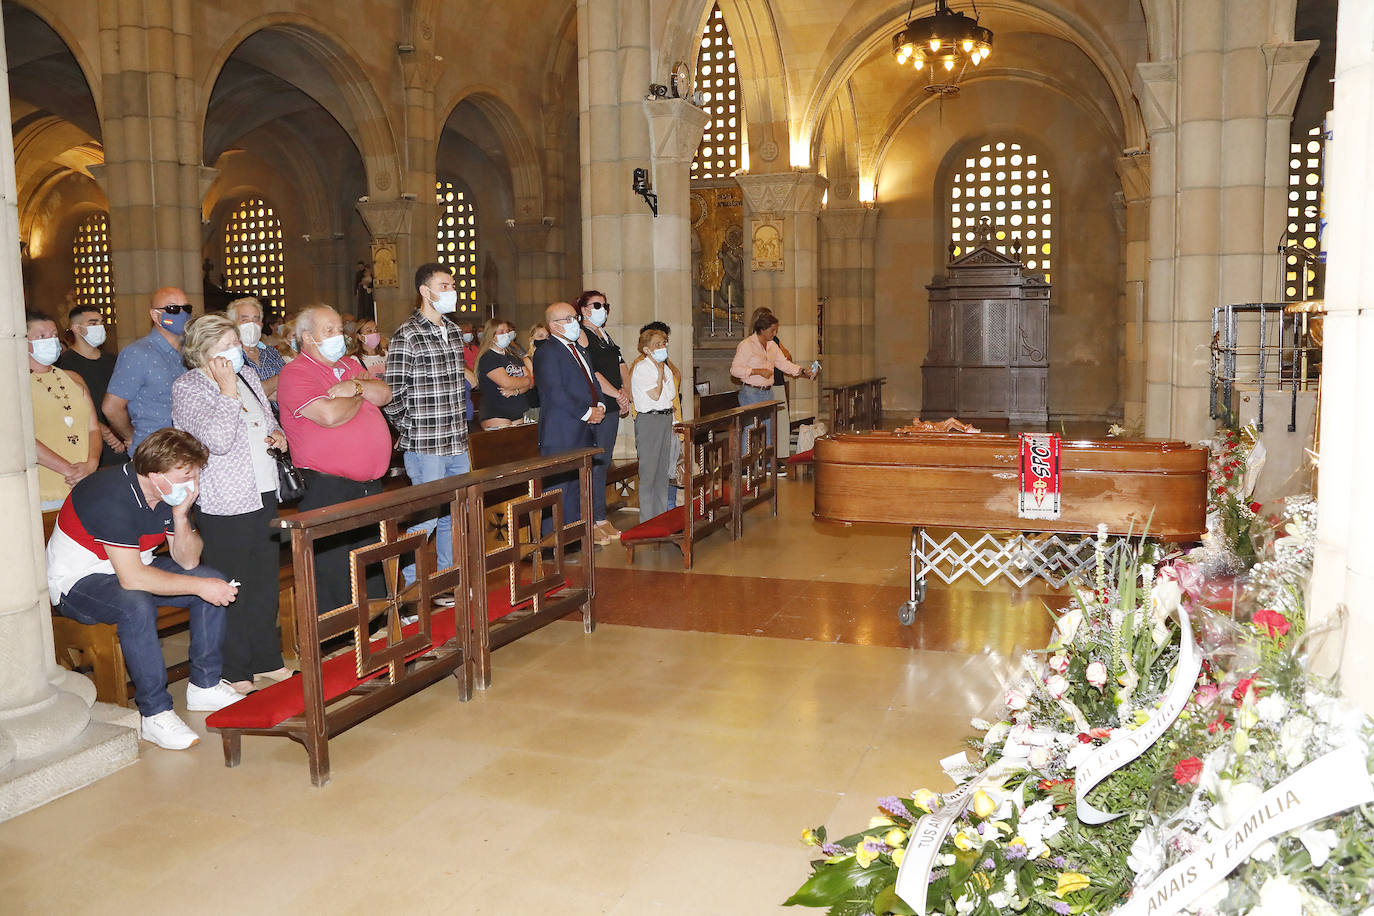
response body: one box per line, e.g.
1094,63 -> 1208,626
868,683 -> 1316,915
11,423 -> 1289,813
644,98 -> 711,164
735,171 -> 828,218
819,206 -> 880,241
355,198 -> 417,239
505,217 -> 556,252
1116,152 -> 1151,203
1134,61 -> 1177,136
1263,40 -> 1320,119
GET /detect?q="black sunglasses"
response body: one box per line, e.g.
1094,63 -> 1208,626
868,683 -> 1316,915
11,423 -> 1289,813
161,304 -> 191,314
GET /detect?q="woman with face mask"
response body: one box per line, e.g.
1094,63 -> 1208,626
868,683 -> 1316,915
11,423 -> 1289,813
476,319 -> 534,429
350,318 -> 388,379
28,310 -> 101,510
576,290 -> 631,545
171,314 -> 291,694
629,326 -> 681,523
228,296 -> 286,400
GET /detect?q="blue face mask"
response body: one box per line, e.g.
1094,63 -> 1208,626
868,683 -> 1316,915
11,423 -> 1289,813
160,309 -> 191,336
317,334 -> 348,362
212,345 -> 245,373
559,319 -> 581,342
156,474 -> 194,507
651,347 -> 669,363
587,306 -> 608,328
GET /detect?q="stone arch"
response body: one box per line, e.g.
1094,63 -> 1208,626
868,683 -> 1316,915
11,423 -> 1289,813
436,88 -> 545,218
659,0 -> 791,168
2,0 -> 103,126
800,0 -> 1146,165
198,14 -> 401,196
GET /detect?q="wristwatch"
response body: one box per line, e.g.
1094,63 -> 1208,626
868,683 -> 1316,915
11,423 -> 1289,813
352,379 -> 364,398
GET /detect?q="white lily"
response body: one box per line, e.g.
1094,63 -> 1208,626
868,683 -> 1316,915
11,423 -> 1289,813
1298,826 -> 1340,867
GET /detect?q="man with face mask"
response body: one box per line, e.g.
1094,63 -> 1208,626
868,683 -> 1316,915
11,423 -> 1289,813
46,428 -> 243,750
383,263 -> 479,602
104,286 -> 195,451
277,305 -> 394,615
57,303 -> 126,466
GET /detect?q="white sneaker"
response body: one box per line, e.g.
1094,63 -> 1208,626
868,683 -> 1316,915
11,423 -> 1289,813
186,679 -> 245,712
140,710 -> 200,750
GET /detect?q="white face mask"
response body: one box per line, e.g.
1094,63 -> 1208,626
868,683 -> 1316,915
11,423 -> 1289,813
30,337 -> 61,366
587,305 -> 608,328
156,474 -> 195,507
559,318 -> 581,342
80,324 -> 107,348
433,289 -> 458,314
317,334 -> 348,362
238,322 -> 262,347
651,347 -> 669,363
462,332 -> 474,344
495,331 -> 515,349
212,345 -> 245,373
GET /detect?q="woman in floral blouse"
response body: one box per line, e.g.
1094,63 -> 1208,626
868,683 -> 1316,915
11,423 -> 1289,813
172,313 -> 291,693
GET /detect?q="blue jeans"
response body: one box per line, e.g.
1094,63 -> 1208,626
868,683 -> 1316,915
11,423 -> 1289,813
57,555 -> 227,717
737,384 -> 775,456
402,450 -> 471,584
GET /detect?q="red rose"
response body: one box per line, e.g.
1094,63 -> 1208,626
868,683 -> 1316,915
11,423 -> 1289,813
1232,678 -> 1257,703
1249,501 -> 1262,513
1208,710 -> 1233,734
1077,733 -> 1093,744
1251,609 -> 1291,637
1173,757 -> 1203,785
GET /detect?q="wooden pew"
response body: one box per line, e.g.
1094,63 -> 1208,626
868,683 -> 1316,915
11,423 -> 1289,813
206,447 -> 599,785
619,400 -> 779,568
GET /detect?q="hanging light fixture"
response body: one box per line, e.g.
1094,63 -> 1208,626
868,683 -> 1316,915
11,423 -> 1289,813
892,0 -> 992,97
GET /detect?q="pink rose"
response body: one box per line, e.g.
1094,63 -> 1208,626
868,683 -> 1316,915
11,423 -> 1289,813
1005,688 -> 1029,711
1048,654 -> 1070,674
1045,674 -> 1069,699
1086,661 -> 1107,689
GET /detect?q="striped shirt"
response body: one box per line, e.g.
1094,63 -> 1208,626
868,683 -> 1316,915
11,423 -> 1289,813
383,311 -> 469,456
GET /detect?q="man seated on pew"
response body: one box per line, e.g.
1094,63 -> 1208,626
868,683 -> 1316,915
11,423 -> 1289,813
46,428 -> 244,751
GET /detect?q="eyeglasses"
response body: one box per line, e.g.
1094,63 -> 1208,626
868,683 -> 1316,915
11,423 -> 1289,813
554,316 -> 579,326
160,304 -> 191,314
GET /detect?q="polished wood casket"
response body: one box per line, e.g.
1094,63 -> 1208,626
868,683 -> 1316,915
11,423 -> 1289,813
814,432 -> 1208,540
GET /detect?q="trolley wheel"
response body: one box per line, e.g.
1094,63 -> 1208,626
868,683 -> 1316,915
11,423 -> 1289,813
898,601 -> 917,626
914,578 -> 927,604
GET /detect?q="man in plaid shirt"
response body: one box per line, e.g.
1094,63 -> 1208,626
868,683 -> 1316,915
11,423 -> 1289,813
383,263 -> 478,602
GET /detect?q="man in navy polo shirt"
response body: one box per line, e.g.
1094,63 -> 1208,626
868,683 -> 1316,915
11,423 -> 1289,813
103,286 -> 193,451
47,428 -> 243,750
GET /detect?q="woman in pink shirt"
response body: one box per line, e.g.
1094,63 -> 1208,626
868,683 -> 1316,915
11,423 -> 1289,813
731,313 -> 814,456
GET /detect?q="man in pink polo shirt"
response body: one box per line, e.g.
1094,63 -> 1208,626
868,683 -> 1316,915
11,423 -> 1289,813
277,305 -> 393,614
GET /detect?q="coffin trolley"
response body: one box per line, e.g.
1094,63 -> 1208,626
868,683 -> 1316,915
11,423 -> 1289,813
813,431 -> 1208,624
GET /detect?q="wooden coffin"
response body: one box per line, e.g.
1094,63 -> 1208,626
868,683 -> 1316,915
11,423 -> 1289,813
814,432 -> 1207,540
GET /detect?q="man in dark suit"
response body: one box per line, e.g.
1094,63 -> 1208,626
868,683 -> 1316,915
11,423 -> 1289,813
533,302 -> 606,541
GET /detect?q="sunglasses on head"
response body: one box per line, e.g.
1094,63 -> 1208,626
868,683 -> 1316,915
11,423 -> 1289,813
160,304 -> 191,314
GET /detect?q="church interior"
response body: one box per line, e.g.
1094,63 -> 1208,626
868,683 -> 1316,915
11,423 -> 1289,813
3,0 -> 1374,912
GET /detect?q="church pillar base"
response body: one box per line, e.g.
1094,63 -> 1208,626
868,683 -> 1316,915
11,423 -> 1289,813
0,719 -> 137,823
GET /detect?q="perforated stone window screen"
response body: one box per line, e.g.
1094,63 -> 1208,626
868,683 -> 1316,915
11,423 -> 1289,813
224,198 -> 285,319
1285,125 -> 1324,301
949,141 -> 1053,284
72,212 -> 114,327
436,179 -> 479,312
691,3 -> 741,180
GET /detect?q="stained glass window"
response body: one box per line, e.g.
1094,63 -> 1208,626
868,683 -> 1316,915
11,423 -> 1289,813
691,4 -> 742,180
436,179 -> 479,312
949,141 -> 1053,284
72,212 -> 114,326
224,198 -> 285,319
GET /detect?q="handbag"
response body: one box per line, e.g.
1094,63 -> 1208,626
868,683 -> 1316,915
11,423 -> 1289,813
268,447 -> 307,503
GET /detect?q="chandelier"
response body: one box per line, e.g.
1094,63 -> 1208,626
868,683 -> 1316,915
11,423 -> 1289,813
891,0 -> 993,97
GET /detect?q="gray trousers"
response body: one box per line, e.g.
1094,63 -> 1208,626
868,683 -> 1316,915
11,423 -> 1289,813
635,411 -> 674,521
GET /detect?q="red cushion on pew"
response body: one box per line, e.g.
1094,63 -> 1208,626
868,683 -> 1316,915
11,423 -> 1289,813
621,506 -> 688,542
787,448 -> 814,465
207,608 -> 457,730
485,580 -> 570,620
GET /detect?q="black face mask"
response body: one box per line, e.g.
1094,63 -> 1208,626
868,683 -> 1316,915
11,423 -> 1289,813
532,337 -> 548,349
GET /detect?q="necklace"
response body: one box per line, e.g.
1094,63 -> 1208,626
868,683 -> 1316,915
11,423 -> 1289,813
32,369 -> 83,445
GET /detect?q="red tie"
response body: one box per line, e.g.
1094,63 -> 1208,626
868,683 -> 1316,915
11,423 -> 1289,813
566,341 -> 598,402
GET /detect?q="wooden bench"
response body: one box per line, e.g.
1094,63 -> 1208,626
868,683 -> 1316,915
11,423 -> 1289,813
207,448 -> 599,785
620,400 -> 779,568
823,376 -> 887,433
469,421 -> 639,523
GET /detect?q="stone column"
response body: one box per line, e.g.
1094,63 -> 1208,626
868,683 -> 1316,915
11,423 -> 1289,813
508,217 -> 567,331
0,22 -> 136,822
735,171 -> 827,422
356,198 -> 420,330
819,205 -> 880,387
97,0 -> 204,347
1116,153 -> 1150,430
1134,3 -> 1315,440
578,0 -> 705,436
1308,0 -> 1374,709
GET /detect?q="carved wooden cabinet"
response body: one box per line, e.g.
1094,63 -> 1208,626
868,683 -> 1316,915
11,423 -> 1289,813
921,246 -> 1049,425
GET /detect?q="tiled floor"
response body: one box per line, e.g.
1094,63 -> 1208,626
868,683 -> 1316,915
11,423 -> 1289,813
1,474 -> 1065,915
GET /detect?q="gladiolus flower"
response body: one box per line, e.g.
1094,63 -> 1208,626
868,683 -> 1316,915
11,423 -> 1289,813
1086,661 -> 1107,688
1173,756 -> 1203,785
1056,872 -> 1091,897
892,846 -> 906,867
855,836 -> 886,868
885,827 -> 907,847
868,815 -> 894,829
952,829 -> 979,852
1251,609 -> 1290,637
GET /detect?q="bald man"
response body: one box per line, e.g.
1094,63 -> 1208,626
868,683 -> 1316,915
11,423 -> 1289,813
533,301 -> 605,542
105,287 -> 195,451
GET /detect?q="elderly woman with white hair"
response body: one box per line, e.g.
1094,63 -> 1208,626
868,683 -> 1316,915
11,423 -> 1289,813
228,296 -> 286,399
172,313 -> 291,692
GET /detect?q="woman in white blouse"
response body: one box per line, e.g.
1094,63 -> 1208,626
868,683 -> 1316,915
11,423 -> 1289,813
172,314 -> 290,693
629,326 -> 681,522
